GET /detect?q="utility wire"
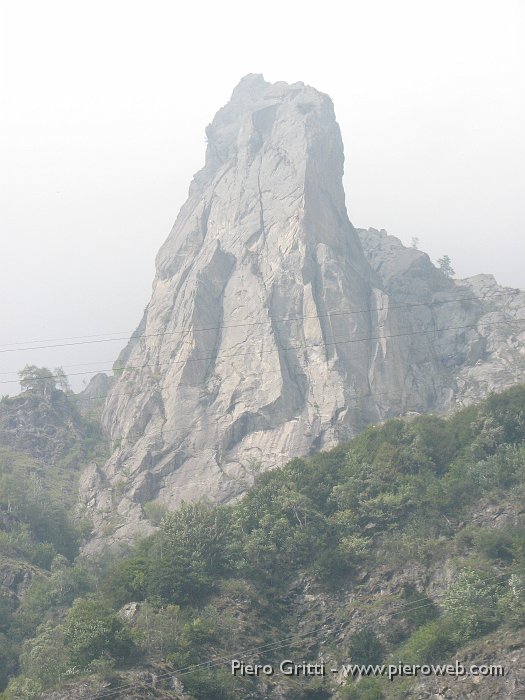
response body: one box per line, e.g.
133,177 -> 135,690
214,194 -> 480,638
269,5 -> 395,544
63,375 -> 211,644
89,570 -> 512,699
2,315 -> 524,386
0,330 -> 132,350
10,352 -> 492,449
0,313 -> 472,380
0,290 -> 520,376
0,290 -> 520,354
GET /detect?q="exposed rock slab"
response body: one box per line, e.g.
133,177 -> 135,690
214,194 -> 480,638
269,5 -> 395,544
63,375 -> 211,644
79,76 -> 525,548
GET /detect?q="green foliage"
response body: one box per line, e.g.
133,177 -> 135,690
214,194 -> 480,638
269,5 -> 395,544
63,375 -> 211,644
142,500 -> 169,525
442,570 -> 502,641
347,628 -> 384,665
63,597 -> 135,670
473,528 -> 515,562
0,379 -> 106,590
0,448 -> 83,566
397,617 -> 457,663
132,602 -> 183,657
484,385 -> 525,443
182,669 -> 236,700
97,386 -> 525,609
101,543 -> 149,608
146,501 -> 237,605
0,595 -> 13,633
0,632 -> 18,691
18,621 -> 67,687
12,561 -> 95,642
18,366 -> 61,397
338,677 -> 385,699
498,573 -> 525,626
3,385 -> 525,696
2,675 -> 43,700
437,254 -> 455,277
399,585 -> 438,629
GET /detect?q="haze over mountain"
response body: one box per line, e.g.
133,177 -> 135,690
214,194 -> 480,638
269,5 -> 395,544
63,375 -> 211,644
2,71 -> 525,700
79,76 -> 525,548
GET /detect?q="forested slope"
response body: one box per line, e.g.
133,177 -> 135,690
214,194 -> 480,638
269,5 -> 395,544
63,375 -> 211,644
1,386 -> 524,698
0,370 -> 107,693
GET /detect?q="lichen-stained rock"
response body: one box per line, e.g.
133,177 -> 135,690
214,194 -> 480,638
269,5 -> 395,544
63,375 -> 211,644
80,76 -> 525,548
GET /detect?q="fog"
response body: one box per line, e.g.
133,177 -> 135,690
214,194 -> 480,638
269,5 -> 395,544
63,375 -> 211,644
1,0 -> 524,392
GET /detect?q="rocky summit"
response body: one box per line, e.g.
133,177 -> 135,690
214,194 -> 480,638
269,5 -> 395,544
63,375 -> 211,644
79,75 -> 525,547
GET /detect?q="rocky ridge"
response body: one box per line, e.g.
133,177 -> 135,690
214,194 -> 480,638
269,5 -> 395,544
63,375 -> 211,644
79,75 -> 525,547
0,390 -> 86,465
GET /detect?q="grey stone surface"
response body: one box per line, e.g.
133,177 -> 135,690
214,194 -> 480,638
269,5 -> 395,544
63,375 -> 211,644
77,372 -> 112,405
79,76 -> 525,549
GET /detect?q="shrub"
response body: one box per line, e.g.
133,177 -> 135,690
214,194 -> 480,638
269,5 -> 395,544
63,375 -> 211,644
182,669 -> 235,699
3,675 -> 43,700
442,571 -> 502,642
338,677 -> 385,699
18,621 -> 67,688
498,574 -> 525,626
64,598 -> 134,669
348,628 -> 384,666
398,617 -> 457,664
474,529 -> 515,563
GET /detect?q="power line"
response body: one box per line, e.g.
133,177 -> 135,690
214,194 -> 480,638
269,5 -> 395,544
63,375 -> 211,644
0,347 -> 471,449
89,570 -> 512,699
0,290 -> 520,354
0,316 -> 470,379
2,315 -> 524,386
0,289 -> 519,376
0,330 -> 132,350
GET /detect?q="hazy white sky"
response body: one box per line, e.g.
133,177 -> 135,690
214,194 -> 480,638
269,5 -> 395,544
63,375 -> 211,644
1,0 -> 524,392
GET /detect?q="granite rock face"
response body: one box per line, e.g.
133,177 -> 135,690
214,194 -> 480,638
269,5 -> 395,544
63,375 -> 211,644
79,76 -> 525,547
357,228 -> 525,407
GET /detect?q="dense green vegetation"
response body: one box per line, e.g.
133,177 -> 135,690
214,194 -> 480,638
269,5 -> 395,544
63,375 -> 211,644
0,447 -> 82,567
0,366 -> 105,566
1,386 -> 525,698
0,370 -> 107,694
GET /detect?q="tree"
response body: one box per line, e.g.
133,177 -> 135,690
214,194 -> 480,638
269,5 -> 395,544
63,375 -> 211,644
64,598 -> 134,669
147,502 -> 236,604
398,618 -> 456,664
19,366 -> 56,397
18,365 -> 70,397
442,570 -> 501,641
53,367 -> 71,393
132,603 -> 183,658
0,632 -> 17,692
499,574 -> 525,626
18,621 -> 67,688
2,675 -> 42,700
437,255 -> 455,278
347,628 -> 384,665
